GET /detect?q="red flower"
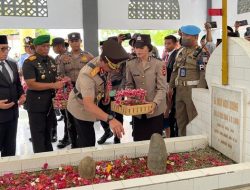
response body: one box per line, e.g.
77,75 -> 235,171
42,163 -> 48,170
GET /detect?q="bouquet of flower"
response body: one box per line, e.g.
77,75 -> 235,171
114,89 -> 147,106
53,77 -> 73,109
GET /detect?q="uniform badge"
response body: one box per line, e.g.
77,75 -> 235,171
162,65 -> 166,76
28,56 -> 36,61
90,67 -> 100,77
180,68 -> 186,77
97,93 -> 102,101
81,56 -> 88,63
41,74 -> 46,79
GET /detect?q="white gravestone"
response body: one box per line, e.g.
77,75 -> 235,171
212,86 -> 244,162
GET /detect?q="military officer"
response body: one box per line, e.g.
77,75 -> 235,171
126,34 -> 167,141
58,32 -> 94,148
169,25 -> 206,136
67,39 -> 129,148
22,35 -> 64,153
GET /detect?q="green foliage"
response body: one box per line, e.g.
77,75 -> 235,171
99,29 -> 177,46
0,29 -> 19,35
35,29 -> 50,36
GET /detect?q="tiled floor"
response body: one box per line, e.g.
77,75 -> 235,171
16,108 -> 133,156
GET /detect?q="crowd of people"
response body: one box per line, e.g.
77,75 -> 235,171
0,22 -> 249,157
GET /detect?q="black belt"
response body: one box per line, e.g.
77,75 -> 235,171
73,87 -> 83,100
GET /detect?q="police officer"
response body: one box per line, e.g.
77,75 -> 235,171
22,35 -> 64,153
0,35 -> 26,157
126,34 -> 167,141
51,37 -> 70,148
58,32 -> 94,148
169,25 -> 206,136
67,39 -> 129,148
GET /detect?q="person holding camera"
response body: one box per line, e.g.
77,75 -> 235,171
169,25 -> 206,136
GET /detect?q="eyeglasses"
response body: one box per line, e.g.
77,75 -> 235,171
0,47 -> 11,52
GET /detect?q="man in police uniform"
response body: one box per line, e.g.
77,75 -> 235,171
22,35 -> 64,153
51,37 -> 70,148
169,25 -> 206,136
58,32 -> 94,148
0,35 -> 26,157
126,34 -> 167,141
67,39 -> 129,148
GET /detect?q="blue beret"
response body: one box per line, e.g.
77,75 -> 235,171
181,25 -> 201,36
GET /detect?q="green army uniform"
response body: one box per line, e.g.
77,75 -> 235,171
22,35 -> 57,153
169,25 -> 206,136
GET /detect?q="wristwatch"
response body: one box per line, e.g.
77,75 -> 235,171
106,115 -> 114,123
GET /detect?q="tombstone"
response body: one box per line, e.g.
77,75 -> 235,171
187,37 -> 250,163
78,156 -> 96,179
147,133 -> 167,174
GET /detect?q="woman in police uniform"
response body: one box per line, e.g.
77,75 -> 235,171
67,39 -> 129,148
126,34 -> 167,141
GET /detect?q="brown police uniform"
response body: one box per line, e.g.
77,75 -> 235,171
169,46 -> 206,136
57,50 -> 93,84
126,56 -> 167,141
67,39 -> 129,148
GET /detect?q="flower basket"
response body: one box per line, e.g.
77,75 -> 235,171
111,101 -> 154,116
111,89 -> 153,115
53,77 -> 73,110
53,99 -> 68,110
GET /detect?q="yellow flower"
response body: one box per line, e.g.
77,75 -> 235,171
106,164 -> 112,173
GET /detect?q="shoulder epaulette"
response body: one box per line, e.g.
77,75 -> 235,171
90,67 -> 101,77
28,55 -> 36,61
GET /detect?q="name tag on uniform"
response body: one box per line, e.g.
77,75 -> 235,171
180,68 -> 186,77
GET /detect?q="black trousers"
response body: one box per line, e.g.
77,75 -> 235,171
66,110 -> 78,148
61,109 -> 69,140
28,110 -> 54,153
0,118 -> 18,157
133,114 -> 164,141
73,118 -> 95,148
169,88 -> 178,137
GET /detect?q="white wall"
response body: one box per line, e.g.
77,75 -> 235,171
211,0 -> 250,27
0,0 -> 83,29
98,0 -> 207,30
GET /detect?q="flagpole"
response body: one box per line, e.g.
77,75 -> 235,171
222,0 -> 228,85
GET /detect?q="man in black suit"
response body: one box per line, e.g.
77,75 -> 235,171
0,35 -> 26,157
163,35 -> 179,138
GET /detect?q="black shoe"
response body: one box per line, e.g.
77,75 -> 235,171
51,136 -> 57,143
57,139 -> 70,149
97,131 -> 113,144
29,137 -> 32,142
57,115 -> 64,121
114,136 -> 120,144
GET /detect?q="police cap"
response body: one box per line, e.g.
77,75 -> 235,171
68,32 -> 81,41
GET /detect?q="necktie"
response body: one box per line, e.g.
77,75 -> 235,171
0,61 -> 12,83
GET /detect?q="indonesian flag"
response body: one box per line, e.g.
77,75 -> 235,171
208,9 -> 223,16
